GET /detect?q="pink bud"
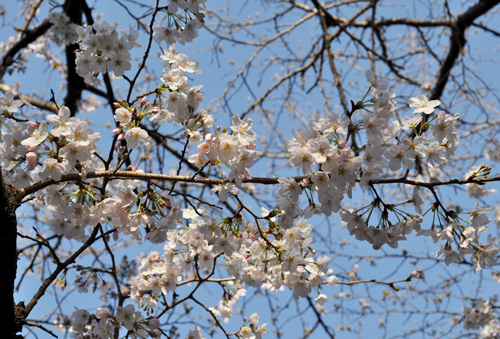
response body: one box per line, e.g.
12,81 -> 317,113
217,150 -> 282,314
96,308 -> 109,319
117,133 -> 124,141
164,198 -> 172,208
148,318 -> 160,330
26,152 -> 38,170
27,120 -> 38,128
26,144 -> 38,152
140,96 -> 147,105
196,13 -> 205,23
151,330 -> 161,339
112,128 -> 121,135
152,106 -> 159,114
340,148 -> 352,157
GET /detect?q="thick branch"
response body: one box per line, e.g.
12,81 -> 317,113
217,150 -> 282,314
19,170 -> 500,199
0,20 -> 52,80
430,0 -> 500,101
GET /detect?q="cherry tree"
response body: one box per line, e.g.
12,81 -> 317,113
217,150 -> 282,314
2,0 -> 500,338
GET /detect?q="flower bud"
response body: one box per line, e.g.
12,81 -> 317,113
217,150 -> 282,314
26,144 -> 38,152
96,308 -> 109,319
148,317 -> 160,330
26,152 -> 38,170
338,138 -> 347,148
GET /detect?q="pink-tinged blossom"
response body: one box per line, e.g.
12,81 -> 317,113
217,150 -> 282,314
365,70 -> 388,94
472,235 -> 500,271
21,121 -> 48,148
71,309 -> 90,333
308,136 -> 332,163
231,114 -> 256,146
363,143 -> 388,170
39,158 -> 66,181
470,203 -> 491,228
188,153 -> 207,167
384,137 -> 415,171
435,247 -> 462,265
115,304 -> 142,331
277,177 -> 302,202
409,94 -> 441,114
174,52 -> 202,74
0,91 -> 23,112
363,114 -> 387,141
211,182 -> 238,202
114,107 -> 132,125
47,106 -> 78,137
124,127 -> 150,149
186,325 -> 205,339
493,206 -> 500,229
218,133 -> 238,163
156,26 -> 181,44
288,147 -> 314,174
60,141 -> 91,167
311,171 -> 330,193
181,19 -> 202,43
373,91 -> 397,120
425,143 -> 447,167
109,51 -> 132,76
430,112 -> 459,143
413,186 -> 424,214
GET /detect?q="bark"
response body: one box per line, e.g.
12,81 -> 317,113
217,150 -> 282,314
1,169 -> 24,338
63,0 -> 86,117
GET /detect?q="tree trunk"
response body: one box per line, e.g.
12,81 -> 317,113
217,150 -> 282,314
1,169 -> 24,338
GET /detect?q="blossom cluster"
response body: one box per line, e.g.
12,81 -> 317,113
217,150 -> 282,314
259,71 -> 499,271
75,20 -> 139,86
128,208 -> 335,320
70,305 -> 160,339
461,298 -> 500,339
155,0 -> 206,45
0,101 -> 101,192
188,113 -> 258,197
48,11 -> 80,45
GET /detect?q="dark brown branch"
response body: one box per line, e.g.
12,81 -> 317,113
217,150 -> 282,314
430,0 -> 500,101
0,20 -> 52,80
18,169 -> 500,199
63,0 -> 86,117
